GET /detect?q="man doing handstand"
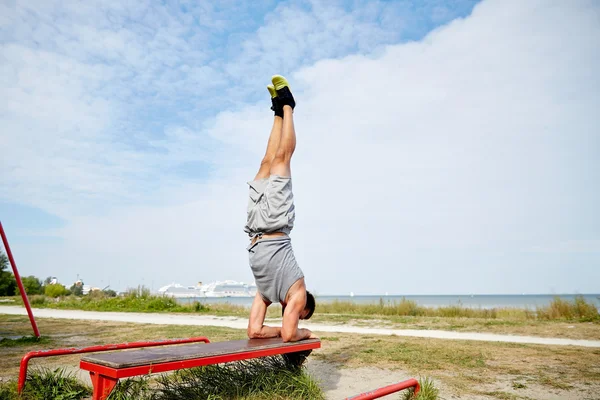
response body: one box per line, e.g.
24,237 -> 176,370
245,75 -> 316,343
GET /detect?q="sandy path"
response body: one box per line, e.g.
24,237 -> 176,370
2,306 -> 600,348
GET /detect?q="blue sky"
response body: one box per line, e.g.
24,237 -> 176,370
1,0 -> 599,295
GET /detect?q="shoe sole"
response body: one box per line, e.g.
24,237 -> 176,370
272,75 -> 290,91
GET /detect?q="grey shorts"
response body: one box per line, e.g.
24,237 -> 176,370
244,175 -> 295,238
247,236 -> 304,304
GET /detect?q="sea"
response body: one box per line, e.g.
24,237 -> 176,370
176,294 -> 600,310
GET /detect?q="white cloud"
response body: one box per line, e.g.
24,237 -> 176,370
2,0 -> 599,294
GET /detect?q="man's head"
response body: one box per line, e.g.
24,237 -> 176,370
300,290 -> 315,320
282,290 -> 316,320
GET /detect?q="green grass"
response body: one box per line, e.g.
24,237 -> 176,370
536,296 -> 600,321
107,356 -> 324,400
401,377 -> 439,400
2,294 -> 598,323
0,382 -> 16,400
18,368 -> 91,400
0,335 -> 50,347
319,336 -> 489,371
0,357 -> 323,400
316,296 -> 598,322
107,376 -> 153,400
154,356 -> 323,400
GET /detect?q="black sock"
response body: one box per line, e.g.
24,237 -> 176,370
271,98 -> 284,117
275,87 -> 296,110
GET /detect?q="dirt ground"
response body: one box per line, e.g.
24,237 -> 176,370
307,360 -> 600,400
1,314 -> 599,399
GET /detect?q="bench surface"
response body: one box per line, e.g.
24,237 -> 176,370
81,338 -> 320,369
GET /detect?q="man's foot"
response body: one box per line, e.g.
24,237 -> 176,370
271,75 -> 296,110
267,84 -> 283,118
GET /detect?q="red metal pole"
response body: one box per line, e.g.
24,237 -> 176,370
18,336 -> 210,393
345,378 -> 421,400
0,221 -> 40,338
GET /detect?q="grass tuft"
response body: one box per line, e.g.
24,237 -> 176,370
154,355 -> 324,400
0,335 -> 50,347
107,375 -> 153,400
0,381 -> 17,400
5,293 -> 598,322
536,296 -> 599,321
21,367 -> 91,399
401,377 -> 439,400
0,357 -> 322,400
316,296 -> 598,322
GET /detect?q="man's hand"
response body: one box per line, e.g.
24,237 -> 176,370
308,331 -> 318,339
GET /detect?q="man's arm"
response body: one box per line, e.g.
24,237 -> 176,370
247,292 -> 281,339
281,296 -> 313,342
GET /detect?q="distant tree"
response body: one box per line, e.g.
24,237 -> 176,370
44,283 -> 69,298
0,250 -> 17,296
0,251 -> 7,270
70,283 -> 83,296
103,289 -> 117,297
44,276 -> 54,285
18,276 -> 43,295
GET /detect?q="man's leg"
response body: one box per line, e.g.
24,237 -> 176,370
270,105 -> 295,177
254,116 -> 283,181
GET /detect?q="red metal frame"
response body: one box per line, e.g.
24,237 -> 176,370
80,340 -> 321,400
345,378 -> 421,400
18,336 -> 210,394
0,221 -> 40,338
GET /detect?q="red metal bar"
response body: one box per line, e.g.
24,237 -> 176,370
0,221 -> 40,338
18,336 -> 210,393
345,378 -> 421,400
89,372 -> 118,400
80,339 -> 321,379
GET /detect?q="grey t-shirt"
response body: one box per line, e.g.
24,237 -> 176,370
247,236 -> 304,304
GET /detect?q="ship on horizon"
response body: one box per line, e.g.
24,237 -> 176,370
157,280 -> 257,298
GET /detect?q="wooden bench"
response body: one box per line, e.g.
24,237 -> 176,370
79,337 -> 321,400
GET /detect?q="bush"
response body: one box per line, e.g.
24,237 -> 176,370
145,297 -> 178,311
19,276 -> 43,295
21,367 -> 91,399
537,296 -> 599,321
88,290 -> 107,300
29,295 -> 48,306
70,283 -> 83,296
0,380 -> 17,400
44,283 -> 69,298
125,285 -> 152,299
0,250 -> 17,296
154,355 -> 324,399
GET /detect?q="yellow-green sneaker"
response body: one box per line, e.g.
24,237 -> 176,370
271,75 -> 295,110
267,84 -> 283,117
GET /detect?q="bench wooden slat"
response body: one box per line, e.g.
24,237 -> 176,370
81,338 -> 320,369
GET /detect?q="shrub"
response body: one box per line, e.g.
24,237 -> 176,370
537,296 -> 599,321
125,285 -> 152,299
402,377 -> 439,400
70,283 -> 84,296
154,355 -> 324,399
21,367 -> 91,399
29,295 -> 48,306
44,283 -> 69,298
19,276 -> 43,295
0,250 -> 17,296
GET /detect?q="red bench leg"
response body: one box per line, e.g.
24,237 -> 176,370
89,371 -> 118,400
